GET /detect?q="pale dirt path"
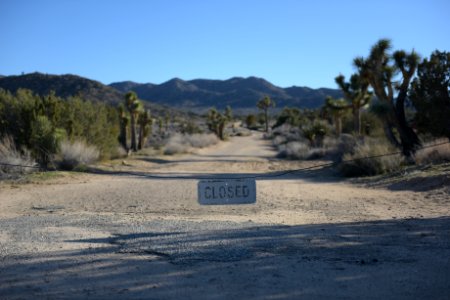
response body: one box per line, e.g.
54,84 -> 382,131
1,132 -> 448,224
0,132 -> 449,299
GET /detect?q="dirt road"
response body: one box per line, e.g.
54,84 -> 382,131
1,132 -> 449,299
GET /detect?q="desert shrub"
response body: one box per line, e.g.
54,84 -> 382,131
307,137 -> 341,159
333,134 -> 359,161
163,135 -> 187,155
245,114 -> 258,129
58,140 -> 99,170
272,124 -> 304,143
111,146 -> 128,159
163,133 -> 219,155
276,136 -> 342,160
185,133 -> 219,148
181,120 -> 203,135
415,139 -> 450,164
234,128 -> 252,137
340,111 -> 383,136
277,141 -> 310,159
0,136 -> 37,177
273,135 -> 288,147
30,115 -> 65,166
339,138 -> 404,177
301,119 -> 331,147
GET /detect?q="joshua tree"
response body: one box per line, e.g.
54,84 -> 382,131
137,109 -> 152,150
332,73 -> 372,135
257,95 -> 276,132
324,97 -> 349,136
125,91 -> 142,152
301,120 -> 329,147
354,39 -> 421,158
118,105 -> 129,150
157,117 -> 164,136
207,106 -> 232,140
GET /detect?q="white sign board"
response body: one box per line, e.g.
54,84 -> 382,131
198,179 -> 256,205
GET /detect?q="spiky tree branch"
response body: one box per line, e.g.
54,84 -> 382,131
354,39 -> 421,158
333,73 -> 372,135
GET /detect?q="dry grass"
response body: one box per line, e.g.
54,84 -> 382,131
275,136 -> 343,160
415,139 -> 450,164
277,141 -> 311,159
339,138 -> 404,177
58,140 -> 99,170
0,136 -> 37,177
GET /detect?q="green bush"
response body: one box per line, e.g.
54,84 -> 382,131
30,115 -> 63,166
0,89 -> 119,164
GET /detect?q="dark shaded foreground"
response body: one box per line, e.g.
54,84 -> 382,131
1,217 -> 449,299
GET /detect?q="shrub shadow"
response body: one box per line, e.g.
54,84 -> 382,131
1,217 -> 449,299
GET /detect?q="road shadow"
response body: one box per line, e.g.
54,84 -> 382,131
85,164 -> 341,183
385,174 -> 450,192
1,217 -> 449,299
352,165 -> 450,192
137,155 -> 278,164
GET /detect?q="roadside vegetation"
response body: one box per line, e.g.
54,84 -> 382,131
265,42 -> 449,177
0,40 -> 448,179
0,89 -> 119,174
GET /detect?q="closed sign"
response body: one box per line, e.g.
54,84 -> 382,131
198,179 -> 256,205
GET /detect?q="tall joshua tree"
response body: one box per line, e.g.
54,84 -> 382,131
332,73 -> 372,135
257,95 -> 276,132
125,91 -> 142,152
206,107 -> 232,140
137,109 -> 152,150
354,39 -> 421,158
118,104 -> 129,151
325,96 -> 349,136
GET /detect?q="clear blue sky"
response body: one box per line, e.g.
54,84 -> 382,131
1,0 -> 449,88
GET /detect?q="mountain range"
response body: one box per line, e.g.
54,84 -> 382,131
0,72 -> 123,104
110,77 -> 342,110
0,73 -> 342,111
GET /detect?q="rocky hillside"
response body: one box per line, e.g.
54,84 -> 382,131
0,72 -> 123,104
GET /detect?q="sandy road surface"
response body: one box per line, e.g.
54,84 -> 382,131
0,132 -> 449,299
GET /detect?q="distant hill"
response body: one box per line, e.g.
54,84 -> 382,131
0,73 -> 343,113
110,76 -> 342,110
0,72 -> 124,104
0,73 -> 178,117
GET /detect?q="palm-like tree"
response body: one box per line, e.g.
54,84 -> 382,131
333,73 -> 372,135
257,95 -> 276,132
354,39 -> 421,158
206,106 -> 232,140
325,97 -> 349,136
118,104 -> 129,151
137,109 -> 152,150
125,91 -> 142,152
